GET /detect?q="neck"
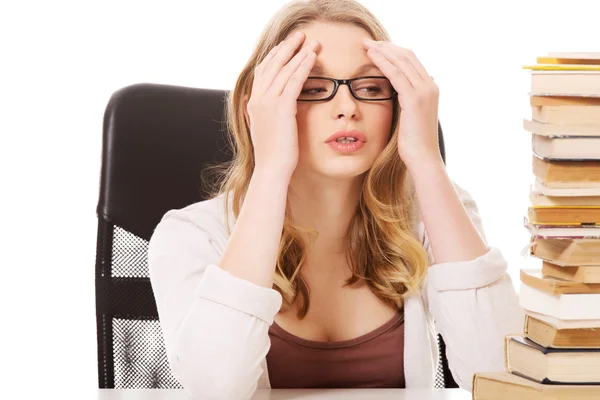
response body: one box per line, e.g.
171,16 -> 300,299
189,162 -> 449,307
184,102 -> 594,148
287,169 -> 365,257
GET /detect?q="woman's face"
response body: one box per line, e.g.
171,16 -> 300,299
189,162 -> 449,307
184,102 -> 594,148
293,22 -> 394,180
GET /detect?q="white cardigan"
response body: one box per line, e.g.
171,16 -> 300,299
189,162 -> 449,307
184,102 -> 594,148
147,181 -> 524,400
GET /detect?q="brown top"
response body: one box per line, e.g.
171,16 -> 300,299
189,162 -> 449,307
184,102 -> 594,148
266,310 -> 405,389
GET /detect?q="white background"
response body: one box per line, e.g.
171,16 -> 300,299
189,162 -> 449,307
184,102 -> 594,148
2,0 -> 598,394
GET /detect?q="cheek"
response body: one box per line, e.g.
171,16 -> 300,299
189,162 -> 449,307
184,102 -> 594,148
295,106 -> 323,145
295,111 -> 308,151
368,109 -> 394,146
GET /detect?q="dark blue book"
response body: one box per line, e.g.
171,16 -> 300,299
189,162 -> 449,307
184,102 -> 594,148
506,335 -> 600,385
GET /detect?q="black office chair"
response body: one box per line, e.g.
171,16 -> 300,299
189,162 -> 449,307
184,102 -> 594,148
94,82 -> 456,389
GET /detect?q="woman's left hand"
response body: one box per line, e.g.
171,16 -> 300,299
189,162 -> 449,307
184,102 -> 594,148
363,38 -> 442,168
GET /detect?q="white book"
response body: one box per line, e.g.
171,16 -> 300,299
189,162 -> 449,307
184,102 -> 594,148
530,70 -> 600,97
525,221 -> 600,239
524,118 -> 600,137
535,178 -> 600,196
547,52 -> 600,60
520,283 -> 600,320
529,186 -> 600,206
532,134 -> 600,160
526,310 -> 600,329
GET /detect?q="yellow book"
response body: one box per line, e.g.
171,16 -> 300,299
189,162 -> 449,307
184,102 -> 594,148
537,56 -> 600,65
523,64 -> 600,71
528,205 -> 600,225
537,53 -> 600,64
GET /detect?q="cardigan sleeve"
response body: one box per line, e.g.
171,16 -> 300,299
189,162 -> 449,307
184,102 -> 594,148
148,206 -> 282,400
420,182 -> 524,392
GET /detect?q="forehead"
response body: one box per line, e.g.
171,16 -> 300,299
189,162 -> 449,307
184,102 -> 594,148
295,21 -> 380,77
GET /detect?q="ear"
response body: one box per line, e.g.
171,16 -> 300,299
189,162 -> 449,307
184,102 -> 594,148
243,94 -> 250,128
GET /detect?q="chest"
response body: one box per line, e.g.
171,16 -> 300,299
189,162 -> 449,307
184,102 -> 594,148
273,273 -> 399,342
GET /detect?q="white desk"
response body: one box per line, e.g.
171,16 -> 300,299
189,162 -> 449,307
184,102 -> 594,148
97,388 -> 470,399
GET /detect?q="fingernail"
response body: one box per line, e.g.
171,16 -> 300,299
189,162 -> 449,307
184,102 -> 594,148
363,38 -> 374,43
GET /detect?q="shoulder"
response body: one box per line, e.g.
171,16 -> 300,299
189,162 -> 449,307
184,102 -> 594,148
149,193 -> 233,253
161,193 -> 231,227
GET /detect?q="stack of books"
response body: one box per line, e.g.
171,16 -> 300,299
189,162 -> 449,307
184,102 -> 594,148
472,52 -> 600,399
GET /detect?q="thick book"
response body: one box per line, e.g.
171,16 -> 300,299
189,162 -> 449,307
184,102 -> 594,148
542,261 -> 600,284
529,70 -> 600,97
524,314 -> 600,349
520,268 -> 600,294
529,236 -> 600,265
505,335 -> 600,384
528,205 -> 600,225
519,283 -> 600,320
533,105 -> 600,125
529,187 -> 600,207
532,155 -> 600,187
532,135 -> 600,161
534,178 -> 600,197
473,371 -> 600,400
524,118 -> 600,137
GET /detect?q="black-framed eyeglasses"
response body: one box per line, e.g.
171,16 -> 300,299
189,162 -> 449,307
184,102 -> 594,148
298,76 -> 397,102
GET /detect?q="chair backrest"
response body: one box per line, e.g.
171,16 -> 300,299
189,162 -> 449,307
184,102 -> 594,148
95,82 -> 456,389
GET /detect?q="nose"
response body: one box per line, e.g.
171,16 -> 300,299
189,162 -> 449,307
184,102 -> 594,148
333,83 -> 358,119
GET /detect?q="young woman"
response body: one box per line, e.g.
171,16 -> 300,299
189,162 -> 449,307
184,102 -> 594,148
148,1 -> 523,399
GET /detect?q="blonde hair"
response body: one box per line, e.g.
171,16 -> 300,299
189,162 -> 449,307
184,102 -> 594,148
203,0 -> 430,319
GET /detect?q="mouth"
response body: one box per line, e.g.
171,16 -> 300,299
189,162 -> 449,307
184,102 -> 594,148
325,130 -> 367,143
326,140 -> 365,153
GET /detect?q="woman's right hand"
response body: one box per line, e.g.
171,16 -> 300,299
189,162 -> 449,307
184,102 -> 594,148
245,31 -> 320,177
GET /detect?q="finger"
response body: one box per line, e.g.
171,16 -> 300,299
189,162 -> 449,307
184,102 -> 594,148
407,55 -> 429,82
367,48 -> 412,97
381,42 -> 430,81
259,31 -> 306,92
363,40 -> 431,83
270,40 -> 320,95
254,41 -> 284,82
281,51 -> 317,100
373,46 -> 422,89
270,50 -> 309,96
401,50 -> 430,82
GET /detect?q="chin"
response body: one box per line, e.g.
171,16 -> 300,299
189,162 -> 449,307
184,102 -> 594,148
311,158 -> 372,180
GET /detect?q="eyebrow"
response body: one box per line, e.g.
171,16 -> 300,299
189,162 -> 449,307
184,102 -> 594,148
310,63 -> 380,77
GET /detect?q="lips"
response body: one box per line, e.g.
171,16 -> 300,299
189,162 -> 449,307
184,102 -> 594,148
325,130 -> 367,143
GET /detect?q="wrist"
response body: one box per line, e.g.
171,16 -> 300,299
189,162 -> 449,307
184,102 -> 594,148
403,153 -> 445,172
253,166 -> 294,185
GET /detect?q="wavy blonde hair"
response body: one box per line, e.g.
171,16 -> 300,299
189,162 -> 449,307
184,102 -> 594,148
203,0 -> 430,319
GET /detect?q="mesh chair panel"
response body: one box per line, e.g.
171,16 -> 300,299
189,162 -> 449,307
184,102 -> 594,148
97,218 -> 181,388
435,345 -> 445,388
110,224 -> 181,388
112,226 -> 149,278
113,318 -> 181,388
435,333 -> 457,388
